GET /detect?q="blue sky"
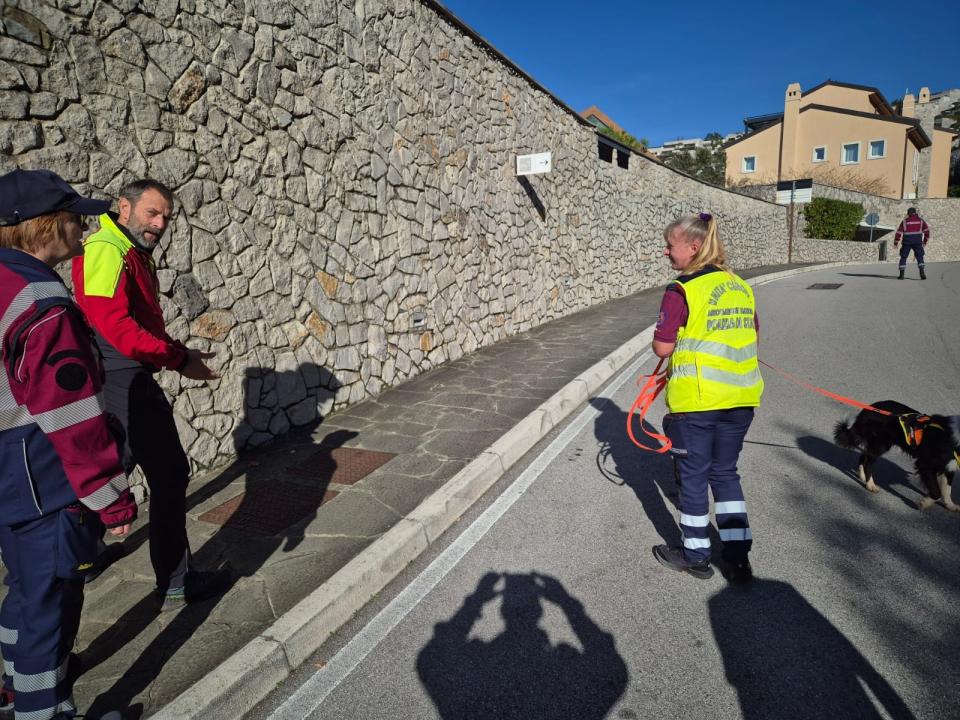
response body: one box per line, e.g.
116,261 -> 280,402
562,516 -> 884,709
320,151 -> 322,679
438,0 -> 959,146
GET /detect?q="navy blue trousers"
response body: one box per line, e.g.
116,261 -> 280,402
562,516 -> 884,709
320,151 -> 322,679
898,242 -> 925,270
0,508 -> 100,719
675,408 -> 754,564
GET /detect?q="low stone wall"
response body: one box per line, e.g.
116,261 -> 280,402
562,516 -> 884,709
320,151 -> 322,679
795,185 -> 960,262
791,238 -> 882,264
1,0 -> 791,469
731,182 -> 960,262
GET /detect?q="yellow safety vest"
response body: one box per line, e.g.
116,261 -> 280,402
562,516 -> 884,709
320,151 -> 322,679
666,269 -> 764,413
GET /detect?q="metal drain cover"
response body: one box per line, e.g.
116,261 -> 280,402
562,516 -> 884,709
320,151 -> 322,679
806,283 -> 843,289
198,481 -> 338,535
286,446 -> 396,485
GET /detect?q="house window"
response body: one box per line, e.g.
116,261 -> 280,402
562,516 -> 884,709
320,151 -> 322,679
868,139 -> 886,159
812,146 -> 827,163
616,149 -> 629,169
841,142 -> 860,164
742,156 -> 756,173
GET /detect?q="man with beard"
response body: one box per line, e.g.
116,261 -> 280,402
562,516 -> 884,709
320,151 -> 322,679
72,179 -> 224,611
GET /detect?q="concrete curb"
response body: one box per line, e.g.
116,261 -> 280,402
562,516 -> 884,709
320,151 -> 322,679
152,261 -> 861,719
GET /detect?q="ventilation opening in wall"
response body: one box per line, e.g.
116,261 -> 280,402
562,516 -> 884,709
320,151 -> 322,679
598,140 -> 613,163
616,150 -> 629,169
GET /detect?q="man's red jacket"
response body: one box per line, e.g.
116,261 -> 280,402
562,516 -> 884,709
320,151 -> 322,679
72,213 -> 188,372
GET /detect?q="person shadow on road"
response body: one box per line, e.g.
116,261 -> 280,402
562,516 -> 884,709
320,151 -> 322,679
417,571 -> 627,720
590,397 -> 681,546
710,578 -> 916,720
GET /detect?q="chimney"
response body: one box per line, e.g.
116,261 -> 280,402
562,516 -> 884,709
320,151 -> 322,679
779,82 -> 802,180
918,87 -> 930,104
902,93 -> 915,117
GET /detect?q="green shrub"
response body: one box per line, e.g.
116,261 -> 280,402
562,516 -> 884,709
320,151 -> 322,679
803,197 -> 865,240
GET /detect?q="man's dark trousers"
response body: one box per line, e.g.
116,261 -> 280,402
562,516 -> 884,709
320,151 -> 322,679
898,241 -> 925,272
104,368 -> 190,592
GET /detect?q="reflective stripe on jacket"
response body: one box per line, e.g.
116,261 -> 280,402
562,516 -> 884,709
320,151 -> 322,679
666,269 -> 764,413
895,216 -> 929,244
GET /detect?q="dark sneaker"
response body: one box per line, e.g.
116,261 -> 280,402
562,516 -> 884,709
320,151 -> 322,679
721,559 -> 754,585
0,686 -> 14,720
158,570 -> 231,612
652,545 -> 714,580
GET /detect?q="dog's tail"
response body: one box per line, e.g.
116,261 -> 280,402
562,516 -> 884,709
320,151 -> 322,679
833,419 -> 861,450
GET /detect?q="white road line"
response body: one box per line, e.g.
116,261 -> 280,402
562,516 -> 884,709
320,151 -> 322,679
269,349 -> 654,720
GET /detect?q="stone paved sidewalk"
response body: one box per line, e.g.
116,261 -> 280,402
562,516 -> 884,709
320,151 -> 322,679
1,264 -> 799,718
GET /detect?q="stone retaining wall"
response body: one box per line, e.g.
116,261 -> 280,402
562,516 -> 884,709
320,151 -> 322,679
1,0 -> 789,468
804,184 -> 960,263
791,238 -> 881,264
733,182 -> 960,262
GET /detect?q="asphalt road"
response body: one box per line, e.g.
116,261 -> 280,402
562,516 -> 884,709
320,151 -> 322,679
249,261 -> 960,720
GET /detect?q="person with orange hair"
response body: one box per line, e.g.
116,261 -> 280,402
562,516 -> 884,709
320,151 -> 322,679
0,169 -> 135,720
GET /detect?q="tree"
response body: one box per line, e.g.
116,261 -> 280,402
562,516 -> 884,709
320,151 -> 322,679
662,132 -> 726,186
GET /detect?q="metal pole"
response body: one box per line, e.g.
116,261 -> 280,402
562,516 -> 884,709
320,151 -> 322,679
787,181 -> 795,263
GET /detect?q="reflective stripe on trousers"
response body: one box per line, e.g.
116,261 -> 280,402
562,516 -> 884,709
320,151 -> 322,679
0,514 -> 83,719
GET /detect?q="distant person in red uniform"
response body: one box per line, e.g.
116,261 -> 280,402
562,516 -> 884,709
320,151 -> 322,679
0,169 -> 136,720
893,207 -> 930,280
72,179 -> 224,611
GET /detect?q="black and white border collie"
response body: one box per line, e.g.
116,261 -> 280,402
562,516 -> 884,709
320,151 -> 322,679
833,400 -> 959,512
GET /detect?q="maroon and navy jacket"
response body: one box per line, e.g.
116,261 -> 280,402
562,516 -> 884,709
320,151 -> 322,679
894,215 -> 930,245
0,248 -> 137,528
71,213 -> 188,372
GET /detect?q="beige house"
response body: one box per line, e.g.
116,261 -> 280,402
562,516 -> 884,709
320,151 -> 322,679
725,81 -> 955,199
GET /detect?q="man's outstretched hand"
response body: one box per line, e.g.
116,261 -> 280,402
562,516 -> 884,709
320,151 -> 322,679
181,348 -> 218,380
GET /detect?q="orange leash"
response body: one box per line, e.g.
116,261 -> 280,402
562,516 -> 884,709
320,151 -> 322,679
626,358 -> 673,453
626,357 -> 894,455
757,359 -> 893,416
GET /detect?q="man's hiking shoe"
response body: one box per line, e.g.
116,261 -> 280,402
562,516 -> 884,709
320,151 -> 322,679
652,545 -> 714,580
158,570 -> 231,612
721,559 -> 754,585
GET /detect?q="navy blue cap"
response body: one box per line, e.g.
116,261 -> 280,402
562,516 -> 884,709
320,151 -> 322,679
0,169 -> 111,226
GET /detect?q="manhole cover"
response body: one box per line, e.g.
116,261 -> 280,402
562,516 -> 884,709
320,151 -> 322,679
198,481 -> 338,535
286,445 -> 396,485
806,283 -> 843,290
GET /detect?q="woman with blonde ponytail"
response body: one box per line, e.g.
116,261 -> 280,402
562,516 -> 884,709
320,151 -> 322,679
650,213 -> 763,583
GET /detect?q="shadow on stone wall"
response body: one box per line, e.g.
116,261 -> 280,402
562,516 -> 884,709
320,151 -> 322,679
80,363 -> 347,717
233,364 -> 341,454
517,176 -> 546,221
